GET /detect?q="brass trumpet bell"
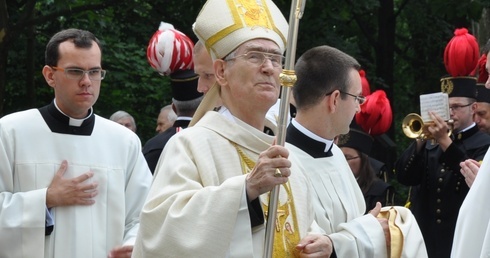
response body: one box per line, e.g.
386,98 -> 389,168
402,113 -> 453,140
402,113 -> 428,139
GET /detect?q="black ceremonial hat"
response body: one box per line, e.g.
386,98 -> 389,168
477,83 -> 490,103
440,76 -> 477,99
337,127 -> 374,155
169,69 -> 202,101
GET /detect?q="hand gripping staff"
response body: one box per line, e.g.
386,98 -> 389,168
264,0 -> 306,257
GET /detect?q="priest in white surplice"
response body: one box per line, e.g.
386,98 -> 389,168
451,153 -> 490,257
286,45 -> 428,258
0,29 -> 152,258
132,0 -> 335,257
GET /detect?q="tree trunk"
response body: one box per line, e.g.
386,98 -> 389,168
26,18 -> 35,107
474,8 -> 490,50
0,0 -> 8,116
377,0 -> 395,135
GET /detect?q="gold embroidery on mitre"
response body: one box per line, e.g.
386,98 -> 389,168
441,78 -> 454,95
206,0 -> 273,53
205,0 -> 286,58
235,0 -> 271,28
231,142 -> 301,258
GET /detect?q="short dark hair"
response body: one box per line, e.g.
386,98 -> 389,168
293,45 -> 360,110
173,96 -> 203,117
45,29 -> 102,66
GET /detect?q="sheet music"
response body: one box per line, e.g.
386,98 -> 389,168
419,92 -> 449,122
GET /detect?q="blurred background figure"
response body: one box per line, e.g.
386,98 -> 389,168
338,89 -> 395,213
110,110 -> 137,133
474,45 -> 490,134
193,40 -> 215,95
155,104 -> 177,133
142,21 -> 202,173
338,127 -> 395,212
354,70 -> 394,181
474,83 -> 490,134
357,70 -> 397,181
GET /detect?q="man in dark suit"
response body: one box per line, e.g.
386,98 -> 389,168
142,70 -> 202,173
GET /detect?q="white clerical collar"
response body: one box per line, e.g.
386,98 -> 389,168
291,118 -> 333,153
53,99 -> 93,127
176,116 -> 192,121
457,122 -> 476,133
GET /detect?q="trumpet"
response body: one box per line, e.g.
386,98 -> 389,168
402,113 -> 453,140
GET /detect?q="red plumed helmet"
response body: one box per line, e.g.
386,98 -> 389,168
443,28 -> 479,77
359,69 -> 371,97
355,90 -> 392,135
147,22 -> 194,76
478,54 -> 488,83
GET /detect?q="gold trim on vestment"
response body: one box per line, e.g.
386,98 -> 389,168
232,142 -> 301,257
377,207 -> 404,258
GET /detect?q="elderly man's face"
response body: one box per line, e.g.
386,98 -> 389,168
156,108 -> 174,133
218,39 -> 282,118
475,102 -> 490,134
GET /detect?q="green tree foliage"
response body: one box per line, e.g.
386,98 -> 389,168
1,0 -> 206,142
2,1 -> 490,202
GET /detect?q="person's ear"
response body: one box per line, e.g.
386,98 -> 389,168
470,102 -> 477,114
42,65 -> 56,88
214,59 -> 227,85
326,90 -> 340,112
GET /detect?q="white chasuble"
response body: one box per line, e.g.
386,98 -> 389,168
133,111 -> 319,258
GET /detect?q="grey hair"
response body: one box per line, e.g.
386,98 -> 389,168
109,110 -> 136,130
161,105 -> 177,122
172,96 -> 204,116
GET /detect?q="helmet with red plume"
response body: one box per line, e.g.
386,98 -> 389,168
147,22 -> 202,101
355,90 -> 392,136
147,22 -> 195,76
440,28 -> 478,99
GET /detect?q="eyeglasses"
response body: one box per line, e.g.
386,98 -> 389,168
224,51 -> 284,68
345,155 -> 360,161
449,103 -> 473,112
51,66 -> 106,81
326,90 -> 366,105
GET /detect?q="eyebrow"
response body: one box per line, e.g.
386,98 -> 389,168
64,66 -> 102,70
242,45 -> 282,55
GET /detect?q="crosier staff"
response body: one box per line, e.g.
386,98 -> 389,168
264,0 -> 306,257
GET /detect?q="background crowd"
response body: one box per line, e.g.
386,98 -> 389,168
3,0 -> 490,258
